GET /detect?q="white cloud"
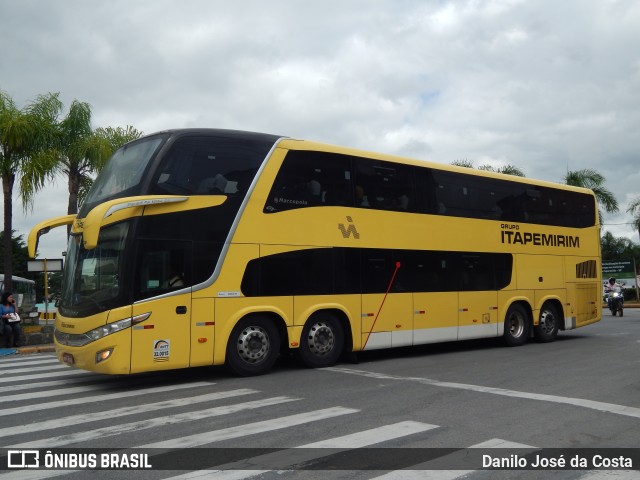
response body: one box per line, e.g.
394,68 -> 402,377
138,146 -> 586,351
1,0 -> 639,263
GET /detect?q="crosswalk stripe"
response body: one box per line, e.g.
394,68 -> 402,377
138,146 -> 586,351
142,406 -> 360,449
0,407 -> 359,480
0,388 -> 260,443
0,381 -> 215,417
370,438 -> 537,479
0,357 -> 59,368
10,396 -> 300,448
580,472 -> 640,479
167,420 -> 439,479
0,368 -> 90,384
1,363 -> 84,375
4,384 -> 127,402
0,378 -> 105,394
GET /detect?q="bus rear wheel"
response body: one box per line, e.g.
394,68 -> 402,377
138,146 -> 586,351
503,304 -> 530,347
535,303 -> 560,343
296,313 -> 344,368
226,317 -> 280,376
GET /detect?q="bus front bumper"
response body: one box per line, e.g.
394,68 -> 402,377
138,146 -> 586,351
54,329 -> 132,375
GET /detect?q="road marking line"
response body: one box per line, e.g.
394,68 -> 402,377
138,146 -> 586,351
0,368 -> 89,384
0,378 -> 105,394
0,363 -> 79,375
142,406 -> 359,449
0,357 -> 59,368
0,388 -> 259,442
328,367 -> 640,419
10,396 -> 301,448
166,420 -> 435,479
0,381 -> 215,417
371,438 -> 537,479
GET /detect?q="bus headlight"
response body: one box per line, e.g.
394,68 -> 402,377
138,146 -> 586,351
87,318 -> 132,341
55,313 -> 150,347
96,348 -> 114,364
56,318 -> 132,347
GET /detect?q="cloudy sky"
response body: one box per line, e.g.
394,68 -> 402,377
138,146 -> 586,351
1,0 -> 639,261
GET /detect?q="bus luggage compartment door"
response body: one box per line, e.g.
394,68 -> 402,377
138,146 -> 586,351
130,294 -> 191,372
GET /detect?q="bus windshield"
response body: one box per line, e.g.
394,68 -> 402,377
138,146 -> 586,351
81,136 -> 164,215
60,222 -> 130,317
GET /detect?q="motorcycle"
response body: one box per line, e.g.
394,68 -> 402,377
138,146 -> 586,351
605,286 -> 624,317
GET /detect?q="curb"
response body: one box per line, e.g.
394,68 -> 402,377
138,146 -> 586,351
17,345 -> 55,354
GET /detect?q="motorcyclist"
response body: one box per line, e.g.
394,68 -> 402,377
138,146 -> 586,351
604,277 -> 620,293
604,277 -> 623,311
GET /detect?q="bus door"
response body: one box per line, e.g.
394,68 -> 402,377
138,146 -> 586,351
130,240 -> 192,372
361,252 -> 412,350
401,252 -> 458,345
457,254 -> 499,340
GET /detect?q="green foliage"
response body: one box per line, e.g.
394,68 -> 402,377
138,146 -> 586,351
627,195 -> 640,242
1,89 -> 143,282
0,230 -> 36,280
563,169 -> 619,216
451,159 -> 525,176
600,230 -> 640,262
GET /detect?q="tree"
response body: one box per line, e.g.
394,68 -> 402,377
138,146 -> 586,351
451,160 -> 525,176
0,91 -> 56,290
0,230 -> 36,280
627,196 -> 640,242
563,169 -> 618,221
19,94 -> 142,234
600,231 -> 637,261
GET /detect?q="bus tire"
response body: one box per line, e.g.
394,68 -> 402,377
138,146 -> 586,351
535,303 -> 560,343
503,304 -> 530,347
296,313 -> 344,369
226,316 -> 280,377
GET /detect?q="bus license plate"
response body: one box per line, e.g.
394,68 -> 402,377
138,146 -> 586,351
62,353 -> 75,365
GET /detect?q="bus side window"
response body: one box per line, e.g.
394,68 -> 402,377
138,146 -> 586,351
134,240 -> 192,301
354,158 -> 414,212
264,151 -> 353,213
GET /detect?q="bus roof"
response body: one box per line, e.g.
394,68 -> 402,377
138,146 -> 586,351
0,274 -> 36,284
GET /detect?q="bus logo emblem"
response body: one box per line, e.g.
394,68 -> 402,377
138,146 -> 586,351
338,216 -> 360,239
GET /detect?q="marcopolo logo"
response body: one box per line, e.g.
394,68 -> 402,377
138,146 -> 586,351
338,216 -> 360,239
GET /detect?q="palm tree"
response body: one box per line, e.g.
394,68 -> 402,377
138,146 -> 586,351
563,169 -> 618,223
627,196 -> 640,242
20,95 -> 142,234
452,160 -> 525,176
0,90 -> 52,290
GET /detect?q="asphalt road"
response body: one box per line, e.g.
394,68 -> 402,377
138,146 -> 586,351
1,310 -> 639,480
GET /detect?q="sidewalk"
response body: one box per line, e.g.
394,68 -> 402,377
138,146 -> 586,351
0,344 -> 55,356
0,323 -> 55,355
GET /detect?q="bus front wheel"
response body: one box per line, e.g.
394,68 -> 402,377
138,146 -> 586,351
535,303 -> 560,343
503,304 -> 530,347
296,313 -> 344,368
226,317 -> 280,376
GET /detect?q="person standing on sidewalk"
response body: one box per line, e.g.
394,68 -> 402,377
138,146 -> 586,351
1,292 -> 22,348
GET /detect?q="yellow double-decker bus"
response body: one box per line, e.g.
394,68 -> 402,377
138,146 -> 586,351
29,129 -> 601,376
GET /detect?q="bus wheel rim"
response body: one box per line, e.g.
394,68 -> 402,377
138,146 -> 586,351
307,322 -> 335,356
509,313 -> 524,337
237,326 -> 270,364
540,310 -> 556,334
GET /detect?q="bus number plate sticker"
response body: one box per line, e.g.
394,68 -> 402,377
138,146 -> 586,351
153,340 -> 170,362
62,353 -> 74,365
